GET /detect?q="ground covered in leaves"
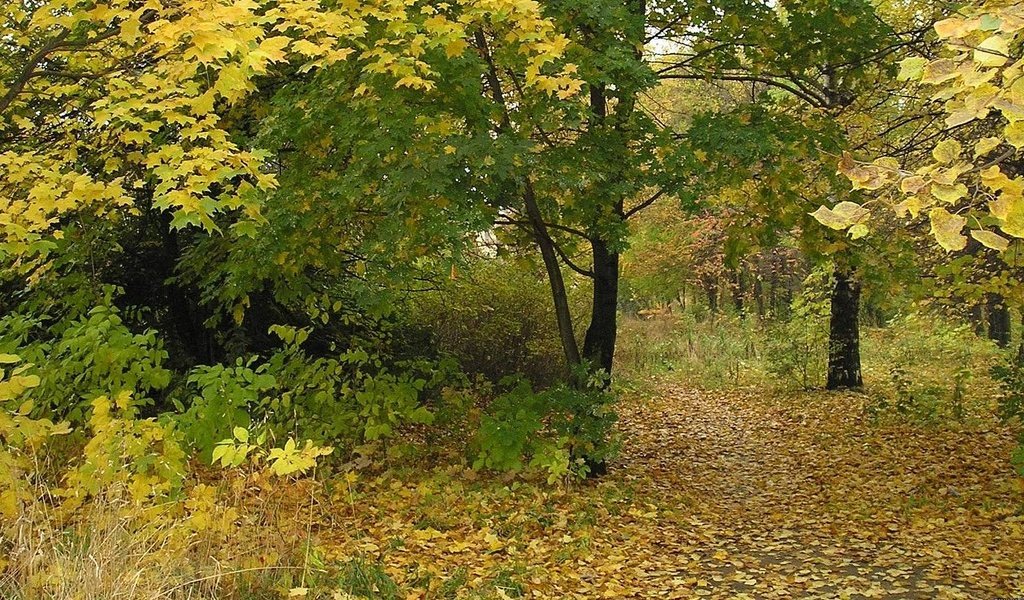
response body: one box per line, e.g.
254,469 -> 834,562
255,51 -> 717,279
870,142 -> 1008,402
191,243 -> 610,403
314,384 -> 1024,599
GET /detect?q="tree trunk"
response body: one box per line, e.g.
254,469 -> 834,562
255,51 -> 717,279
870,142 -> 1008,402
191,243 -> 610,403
704,275 -> 718,316
969,303 -> 986,337
987,293 -> 1011,348
731,268 -> 745,317
753,276 -> 765,320
826,268 -> 863,390
523,180 -> 582,368
582,239 -> 619,375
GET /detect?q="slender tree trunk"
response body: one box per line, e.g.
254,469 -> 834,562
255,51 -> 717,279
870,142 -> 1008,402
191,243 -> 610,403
473,28 -> 583,369
969,303 -> 986,337
523,181 -> 582,368
704,276 -> 718,317
753,276 -> 765,320
781,272 -> 795,319
582,239 -> 619,375
731,268 -> 745,317
987,293 -> 1011,348
827,268 -> 863,390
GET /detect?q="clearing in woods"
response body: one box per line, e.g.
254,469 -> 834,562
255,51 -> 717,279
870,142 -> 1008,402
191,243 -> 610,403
316,384 -> 1024,599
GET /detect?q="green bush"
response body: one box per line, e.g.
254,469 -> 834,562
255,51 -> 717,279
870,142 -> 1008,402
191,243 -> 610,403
173,326 -> 444,458
763,272 -> 830,389
472,374 -> 618,481
863,313 -> 997,425
0,301 -> 172,423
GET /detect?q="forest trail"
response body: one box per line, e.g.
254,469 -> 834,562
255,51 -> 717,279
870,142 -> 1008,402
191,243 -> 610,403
608,385 -> 1024,599
318,383 -> 1024,599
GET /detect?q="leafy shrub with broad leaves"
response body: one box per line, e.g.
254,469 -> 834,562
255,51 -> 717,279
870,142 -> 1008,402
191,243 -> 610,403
174,326 -> 441,458
0,302 -> 172,422
865,314 -> 992,425
472,373 -> 618,481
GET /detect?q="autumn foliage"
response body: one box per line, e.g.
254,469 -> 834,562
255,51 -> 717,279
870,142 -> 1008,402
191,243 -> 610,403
3,0 -> 1024,597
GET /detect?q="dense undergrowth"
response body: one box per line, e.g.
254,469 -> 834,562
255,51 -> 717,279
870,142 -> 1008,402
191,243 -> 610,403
0,259 -> 618,599
4,277 -> 1023,598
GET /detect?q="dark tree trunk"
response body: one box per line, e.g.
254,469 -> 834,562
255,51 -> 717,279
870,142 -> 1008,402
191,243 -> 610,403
704,276 -> 718,316
582,239 -> 619,375
731,268 -> 745,317
987,293 -> 1011,348
753,276 -> 765,319
969,303 -> 986,337
827,268 -> 863,390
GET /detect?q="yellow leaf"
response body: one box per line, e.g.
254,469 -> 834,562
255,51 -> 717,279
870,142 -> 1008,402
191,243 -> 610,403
810,202 -> 869,231
931,182 -> 968,204
1006,121 -> 1024,148
898,57 -> 927,80
849,223 -> 869,239
291,39 -> 322,57
991,192 -> 1024,237
921,59 -> 958,84
258,36 -> 291,63
929,208 -> 968,251
934,17 -> 969,39
931,139 -> 962,164
445,38 -> 468,58
974,137 -> 1001,157
974,34 -> 1009,67
971,229 -> 1010,251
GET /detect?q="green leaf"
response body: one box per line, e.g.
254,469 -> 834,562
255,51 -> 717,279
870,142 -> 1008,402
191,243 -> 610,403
233,426 -> 249,443
980,14 -> 1001,31
897,57 -> 928,81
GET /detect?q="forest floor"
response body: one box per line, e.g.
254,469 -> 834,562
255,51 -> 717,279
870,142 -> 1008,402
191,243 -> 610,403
314,383 -> 1024,599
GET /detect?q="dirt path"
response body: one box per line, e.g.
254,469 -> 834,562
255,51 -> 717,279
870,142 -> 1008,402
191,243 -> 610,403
607,385 -> 1024,599
317,384 -> 1024,599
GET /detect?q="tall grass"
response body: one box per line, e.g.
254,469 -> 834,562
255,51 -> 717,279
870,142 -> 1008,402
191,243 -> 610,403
617,310 -> 1005,422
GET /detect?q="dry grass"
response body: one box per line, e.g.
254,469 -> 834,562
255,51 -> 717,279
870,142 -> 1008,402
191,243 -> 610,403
1,477 -> 320,600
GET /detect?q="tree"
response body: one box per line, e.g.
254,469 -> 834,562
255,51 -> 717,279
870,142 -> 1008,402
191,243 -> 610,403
0,0 -> 580,262
648,0 -> 943,389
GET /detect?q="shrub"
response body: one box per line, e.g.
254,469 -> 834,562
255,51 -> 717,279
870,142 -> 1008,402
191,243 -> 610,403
763,272 -> 830,389
174,326 -> 441,458
1,365 -> 334,600
472,374 -> 618,481
863,313 -> 998,425
408,258 -> 588,388
0,303 -> 172,422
